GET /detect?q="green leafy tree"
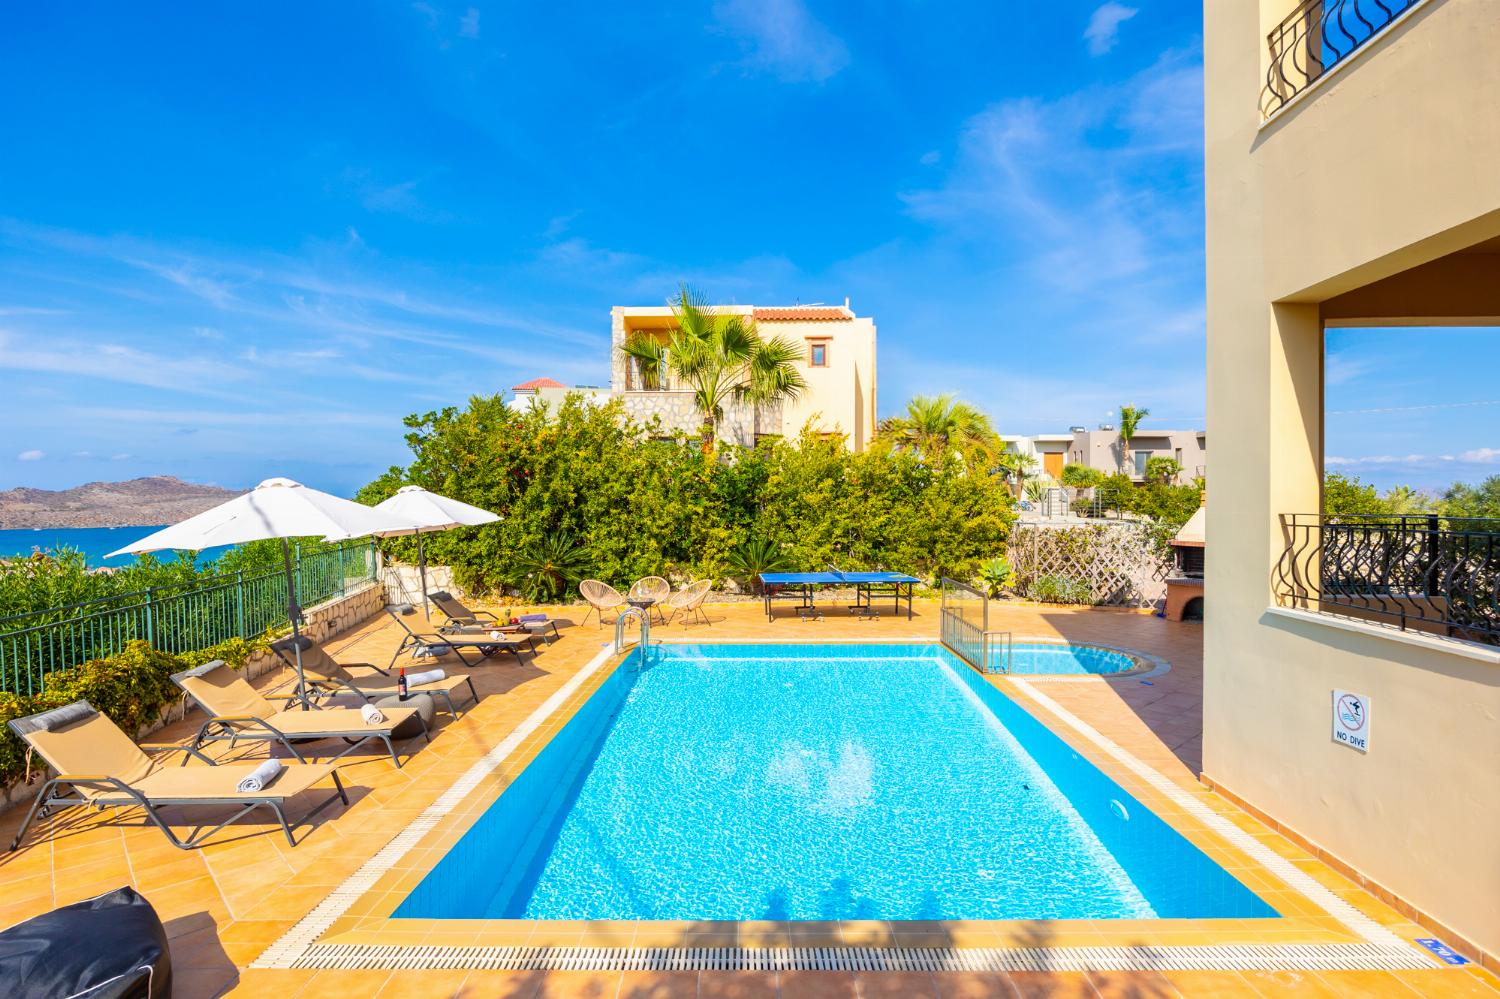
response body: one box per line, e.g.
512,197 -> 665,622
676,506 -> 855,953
1144,456 -> 1183,484
1441,475 -> 1500,520
1117,405 -> 1150,474
877,394 -> 1003,470
1061,463 -> 1105,488
618,286 -> 806,455
1323,472 -> 1384,518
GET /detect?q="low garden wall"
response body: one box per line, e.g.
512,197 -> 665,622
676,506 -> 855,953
0,580 -> 387,815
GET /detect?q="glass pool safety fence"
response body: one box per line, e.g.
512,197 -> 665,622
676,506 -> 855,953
0,542 -> 378,695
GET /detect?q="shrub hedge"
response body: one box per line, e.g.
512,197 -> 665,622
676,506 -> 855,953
358,393 -> 1017,598
0,635 -> 270,789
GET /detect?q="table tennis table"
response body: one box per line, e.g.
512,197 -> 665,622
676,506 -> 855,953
758,567 -> 920,621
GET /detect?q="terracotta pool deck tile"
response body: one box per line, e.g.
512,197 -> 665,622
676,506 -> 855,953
930,971 -> 1015,999
1006,970 -> 1100,998
535,969 -> 624,998
778,970 -> 860,999
855,969 -> 941,998
616,970 -> 700,998
372,968 -> 473,998
699,970 -> 779,998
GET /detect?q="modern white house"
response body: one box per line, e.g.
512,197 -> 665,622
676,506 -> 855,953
1006,427 -> 1207,483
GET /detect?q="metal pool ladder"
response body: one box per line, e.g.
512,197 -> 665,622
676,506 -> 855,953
983,630 -> 1013,674
614,606 -> 654,668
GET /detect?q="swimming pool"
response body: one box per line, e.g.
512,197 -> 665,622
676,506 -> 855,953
999,641 -> 1138,675
396,642 -> 1271,922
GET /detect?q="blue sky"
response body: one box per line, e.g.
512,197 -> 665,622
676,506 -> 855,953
0,3 -> 1492,497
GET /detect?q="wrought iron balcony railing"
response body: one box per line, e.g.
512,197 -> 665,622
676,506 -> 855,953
1261,0 -> 1422,118
1275,514 -> 1500,646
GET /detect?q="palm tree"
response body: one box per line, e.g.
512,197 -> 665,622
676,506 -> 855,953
879,394 -> 1002,468
619,287 -> 806,455
1117,404 -> 1150,475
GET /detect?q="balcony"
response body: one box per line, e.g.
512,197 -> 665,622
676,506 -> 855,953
1261,0 -> 1423,118
1275,513 -> 1500,647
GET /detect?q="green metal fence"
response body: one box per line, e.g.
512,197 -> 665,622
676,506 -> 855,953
0,543 -> 377,696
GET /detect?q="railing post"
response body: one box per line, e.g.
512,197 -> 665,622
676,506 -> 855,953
235,570 -> 246,637
144,588 -> 155,646
338,544 -> 346,594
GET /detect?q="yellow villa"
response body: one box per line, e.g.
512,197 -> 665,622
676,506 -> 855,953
1205,0 -> 1500,967
609,301 -> 878,451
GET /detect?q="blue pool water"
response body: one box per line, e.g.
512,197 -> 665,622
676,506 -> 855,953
397,642 -> 1273,922
1002,642 -> 1136,675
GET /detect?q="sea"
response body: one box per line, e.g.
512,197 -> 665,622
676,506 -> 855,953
0,526 -> 233,568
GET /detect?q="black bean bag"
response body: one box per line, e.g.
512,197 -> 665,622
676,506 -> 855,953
0,886 -> 172,998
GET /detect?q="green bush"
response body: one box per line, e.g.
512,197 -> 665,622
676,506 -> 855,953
361,394 -> 1016,595
0,636 -> 274,788
1029,574 -> 1092,605
176,634 -> 270,671
1060,463 -> 1105,488
40,640 -> 182,737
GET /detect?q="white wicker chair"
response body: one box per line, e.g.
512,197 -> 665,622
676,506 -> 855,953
666,579 -> 713,626
627,576 -> 671,623
579,579 -> 626,627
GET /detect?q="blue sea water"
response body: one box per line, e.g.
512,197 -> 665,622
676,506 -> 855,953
397,643 -> 1274,922
0,526 -> 231,567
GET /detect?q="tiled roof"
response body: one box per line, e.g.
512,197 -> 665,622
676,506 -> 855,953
512,377 -> 566,391
752,306 -> 853,321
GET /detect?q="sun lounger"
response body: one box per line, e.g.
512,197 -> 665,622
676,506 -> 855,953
428,591 -> 560,640
385,604 -> 534,668
270,635 -> 479,718
7,701 -> 348,850
171,661 -> 429,768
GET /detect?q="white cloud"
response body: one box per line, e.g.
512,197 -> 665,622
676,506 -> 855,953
17,449 -> 44,461
110,453 -> 132,461
459,7 -> 480,38
1085,3 -> 1138,56
919,150 -> 941,166
901,50 -> 1204,312
712,0 -> 849,83
1459,447 -> 1500,463
0,329 -> 246,395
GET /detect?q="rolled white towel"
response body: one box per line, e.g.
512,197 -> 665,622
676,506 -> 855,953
407,667 -> 447,687
237,759 -> 284,794
361,703 -> 387,726
488,630 -> 502,640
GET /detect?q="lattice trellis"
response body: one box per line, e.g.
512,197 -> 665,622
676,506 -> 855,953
1008,522 -> 1170,609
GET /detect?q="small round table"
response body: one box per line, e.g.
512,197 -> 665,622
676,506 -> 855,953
626,597 -> 662,624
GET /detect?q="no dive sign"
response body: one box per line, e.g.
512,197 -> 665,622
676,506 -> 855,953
1333,690 -> 1371,752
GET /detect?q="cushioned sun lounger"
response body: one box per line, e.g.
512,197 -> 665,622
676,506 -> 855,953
7,701 -> 347,850
270,635 -> 479,718
171,660 -> 428,768
385,604 -> 534,669
428,591 -> 560,640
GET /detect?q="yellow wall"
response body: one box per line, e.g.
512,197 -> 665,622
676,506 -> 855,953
610,306 -> 877,451
1205,0 -> 1500,959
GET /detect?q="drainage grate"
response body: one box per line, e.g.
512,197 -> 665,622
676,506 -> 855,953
290,942 -> 1435,972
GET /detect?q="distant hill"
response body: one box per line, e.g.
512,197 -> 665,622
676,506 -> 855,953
0,476 -> 244,529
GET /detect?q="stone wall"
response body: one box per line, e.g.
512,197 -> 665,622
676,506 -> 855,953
0,581 -> 388,815
382,563 -> 459,606
617,391 -> 780,447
